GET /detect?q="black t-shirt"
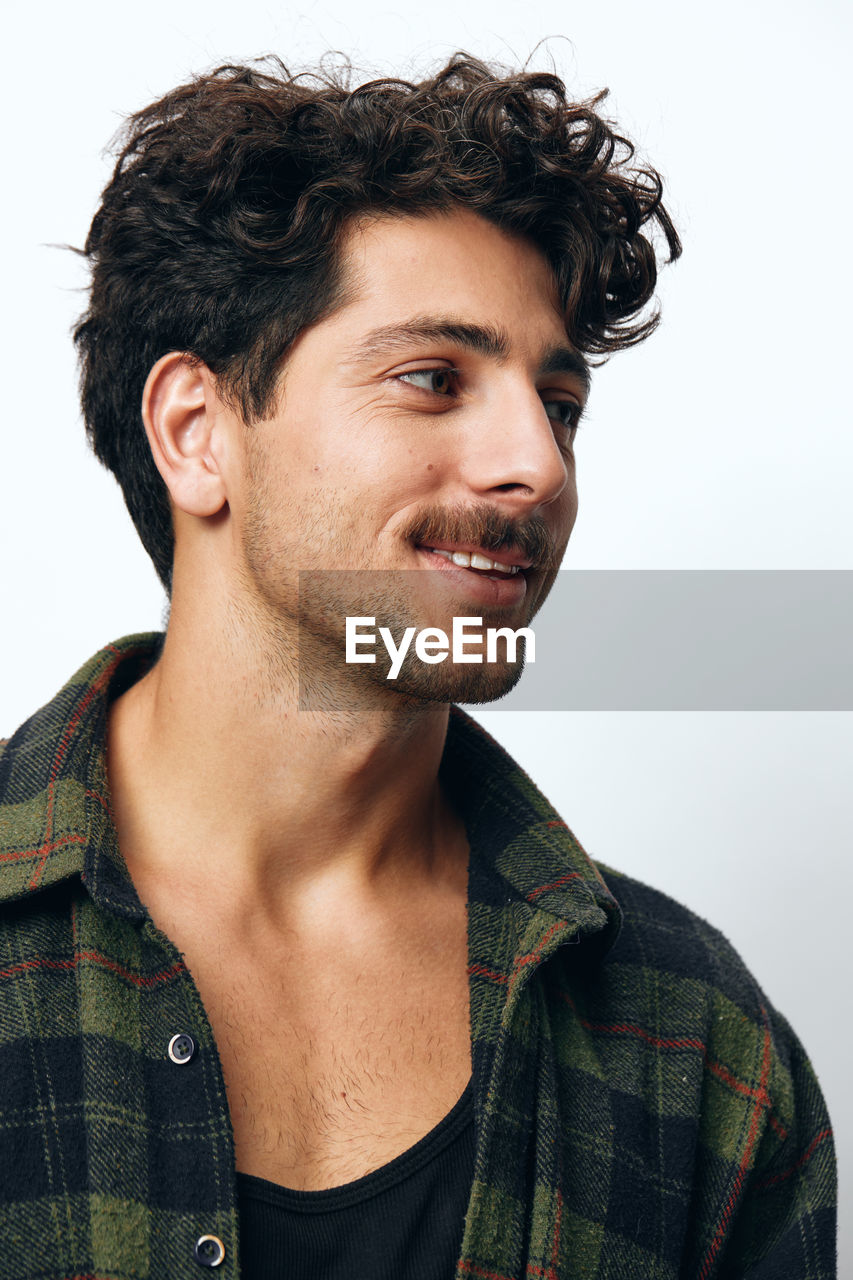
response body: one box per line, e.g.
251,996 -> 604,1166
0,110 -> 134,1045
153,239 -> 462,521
237,1080 -> 475,1279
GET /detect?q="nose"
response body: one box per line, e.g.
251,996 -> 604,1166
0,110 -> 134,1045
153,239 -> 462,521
457,386 -> 572,515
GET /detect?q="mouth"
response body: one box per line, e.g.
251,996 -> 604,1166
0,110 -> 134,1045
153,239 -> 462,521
416,541 -> 533,581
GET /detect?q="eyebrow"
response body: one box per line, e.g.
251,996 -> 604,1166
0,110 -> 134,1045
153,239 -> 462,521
344,316 -> 591,394
537,345 -> 591,394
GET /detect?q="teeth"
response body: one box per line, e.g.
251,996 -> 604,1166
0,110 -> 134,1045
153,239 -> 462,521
428,548 -> 520,574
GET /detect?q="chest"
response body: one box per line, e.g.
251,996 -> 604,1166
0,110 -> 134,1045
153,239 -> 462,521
177,913 -> 472,1191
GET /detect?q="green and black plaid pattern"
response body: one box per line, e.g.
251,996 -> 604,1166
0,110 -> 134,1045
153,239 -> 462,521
0,636 -> 836,1278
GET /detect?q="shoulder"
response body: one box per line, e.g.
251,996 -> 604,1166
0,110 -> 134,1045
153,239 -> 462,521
0,635 -> 163,911
586,862 -> 816,1108
594,860 -> 767,1013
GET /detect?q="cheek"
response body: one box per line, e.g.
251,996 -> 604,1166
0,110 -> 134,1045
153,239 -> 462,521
566,484 -> 579,534
372,450 -> 452,505
556,469 -> 579,538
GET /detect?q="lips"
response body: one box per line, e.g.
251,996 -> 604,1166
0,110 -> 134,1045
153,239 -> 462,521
417,542 -> 534,574
410,541 -> 531,609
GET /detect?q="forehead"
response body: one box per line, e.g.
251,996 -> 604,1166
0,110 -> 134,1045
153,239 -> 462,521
326,208 -> 570,358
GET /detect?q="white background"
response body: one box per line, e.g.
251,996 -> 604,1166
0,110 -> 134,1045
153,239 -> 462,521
3,0 -> 850,1269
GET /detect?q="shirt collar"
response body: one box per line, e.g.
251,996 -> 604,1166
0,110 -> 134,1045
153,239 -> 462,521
0,635 -> 621,959
443,706 -> 621,961
0,634 -> 161,916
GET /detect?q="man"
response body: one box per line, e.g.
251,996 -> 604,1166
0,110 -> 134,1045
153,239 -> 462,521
0,54 -> 835,1279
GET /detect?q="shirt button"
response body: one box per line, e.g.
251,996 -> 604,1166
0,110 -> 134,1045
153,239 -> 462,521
168,1032 -> 197,1065
193,1234 -> 225,1268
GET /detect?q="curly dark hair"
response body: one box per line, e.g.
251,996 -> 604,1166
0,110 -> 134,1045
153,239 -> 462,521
73,54 -> 681,591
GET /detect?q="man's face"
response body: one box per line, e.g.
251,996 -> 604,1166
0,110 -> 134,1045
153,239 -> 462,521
227,207 -> 586,703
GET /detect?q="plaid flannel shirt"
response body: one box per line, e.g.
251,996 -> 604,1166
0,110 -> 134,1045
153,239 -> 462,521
0,634 -> 836,1278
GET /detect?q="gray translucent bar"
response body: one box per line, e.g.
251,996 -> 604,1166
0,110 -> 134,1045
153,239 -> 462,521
485,571 -> 852,710
295,571 -> 853,710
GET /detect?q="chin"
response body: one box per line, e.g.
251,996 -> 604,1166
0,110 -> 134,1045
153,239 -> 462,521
380,657 -> 527,706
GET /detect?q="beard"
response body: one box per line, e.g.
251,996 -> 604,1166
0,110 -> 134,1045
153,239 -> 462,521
239,452 -> 563,710
295,568 -> 536,708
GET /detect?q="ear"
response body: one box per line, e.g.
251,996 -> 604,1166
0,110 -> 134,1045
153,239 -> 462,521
141,353 -> 229,517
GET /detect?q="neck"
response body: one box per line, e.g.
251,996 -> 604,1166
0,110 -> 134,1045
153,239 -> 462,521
107,586 -> 465,920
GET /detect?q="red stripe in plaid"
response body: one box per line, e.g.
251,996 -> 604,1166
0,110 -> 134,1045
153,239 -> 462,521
527,873 -> 581,901
559,986 -> 791,1143
459,1263 -> 515,1280
698,1013 -> 773,1280
512,920 -> 570,974
0,833 -> 87,864
754,1128 -> 834,1191
707,1056 -> 771,1106
768,1112 -> 789,1141
0,951 -> 186,988
27,646 -> 122,890
84,788 -> 112,812
468,963 -> 508,984
559,987 -> 706,1052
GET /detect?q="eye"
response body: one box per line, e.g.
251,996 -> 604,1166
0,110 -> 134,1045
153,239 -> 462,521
397,368 -> 458,396
542,399 -> 582,432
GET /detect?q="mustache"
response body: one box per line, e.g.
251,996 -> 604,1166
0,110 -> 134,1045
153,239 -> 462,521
403,504 -> 557,567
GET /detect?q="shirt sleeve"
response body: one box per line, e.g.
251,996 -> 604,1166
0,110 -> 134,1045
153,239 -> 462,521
716,1005 -> 837,1279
